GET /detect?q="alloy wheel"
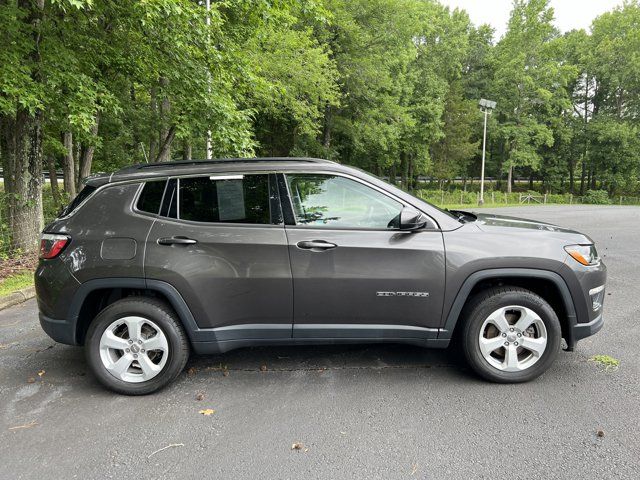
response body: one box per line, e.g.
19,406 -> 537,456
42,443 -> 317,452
99,316 -> 169,383
478,305 -> 547,372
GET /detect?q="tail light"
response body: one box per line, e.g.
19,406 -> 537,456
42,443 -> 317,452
39,233 -> 70,259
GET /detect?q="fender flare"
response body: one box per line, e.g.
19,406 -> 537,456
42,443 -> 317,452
69,277 -> 200,344
438,268 -> 578,344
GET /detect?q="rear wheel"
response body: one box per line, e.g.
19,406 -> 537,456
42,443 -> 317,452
461,287 -> 561,383
85,297 -> 189,395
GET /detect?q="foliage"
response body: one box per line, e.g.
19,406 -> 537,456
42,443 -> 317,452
581,190 -> 611,205
0,271 -> 33,296
2,0 -> 640,253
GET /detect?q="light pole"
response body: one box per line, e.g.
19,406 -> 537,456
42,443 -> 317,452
478,98 -> 496,205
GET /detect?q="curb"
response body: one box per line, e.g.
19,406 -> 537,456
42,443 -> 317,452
0,285 -> 36,311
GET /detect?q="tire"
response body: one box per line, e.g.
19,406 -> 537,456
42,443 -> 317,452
461,286 -> 561,383
85,297 -> 189,395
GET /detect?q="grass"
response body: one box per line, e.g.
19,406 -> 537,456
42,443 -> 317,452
589,354 -> 620,371
0,271 -> 34,296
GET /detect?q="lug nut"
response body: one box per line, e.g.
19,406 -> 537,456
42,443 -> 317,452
514,342 -> 519,346
128,339 -> 133,344
504,342 -> 509,346
502,333 -> 507,337
510,328 -> 514,332
138,340 -> 143,344
133,354 -> 138,358
126,348 -> 130,353
141,349 -> 145,353
517,333 -> 522,337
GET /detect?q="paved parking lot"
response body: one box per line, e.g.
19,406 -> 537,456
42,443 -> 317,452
1,205 -> 638,479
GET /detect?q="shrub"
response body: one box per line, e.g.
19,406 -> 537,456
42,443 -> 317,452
581,190 -> 611,205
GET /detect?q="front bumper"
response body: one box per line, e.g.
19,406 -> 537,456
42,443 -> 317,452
572,312 -> 604,342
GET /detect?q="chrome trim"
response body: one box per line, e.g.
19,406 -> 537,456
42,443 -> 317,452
589,285 -> 605,296
209,174 -> 244,180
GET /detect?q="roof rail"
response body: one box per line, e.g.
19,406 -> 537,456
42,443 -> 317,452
115,157 -> 333,174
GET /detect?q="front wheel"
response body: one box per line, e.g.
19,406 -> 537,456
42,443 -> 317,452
85,297 -> 189,395
461,287 -> 561,383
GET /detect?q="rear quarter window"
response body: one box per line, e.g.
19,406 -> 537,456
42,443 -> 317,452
60,185 -> 97,217
136,180 -> 167,215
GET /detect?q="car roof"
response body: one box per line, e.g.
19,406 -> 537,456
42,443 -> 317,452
85,157 -> 344,186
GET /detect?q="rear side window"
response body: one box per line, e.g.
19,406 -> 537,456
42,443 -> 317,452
60,185 -> 97,217
136,180 -> 167,214
178,174 -> 271,224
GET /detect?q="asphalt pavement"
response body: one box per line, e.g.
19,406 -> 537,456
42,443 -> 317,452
1,205 -> 638,479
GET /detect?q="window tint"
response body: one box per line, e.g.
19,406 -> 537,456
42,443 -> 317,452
136,180 -> 167,214
285,174 -> 403,229
178,175 -> 271,224
60,185 -> 97,217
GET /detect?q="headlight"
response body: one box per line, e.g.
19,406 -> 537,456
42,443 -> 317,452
564,244 -> 600,266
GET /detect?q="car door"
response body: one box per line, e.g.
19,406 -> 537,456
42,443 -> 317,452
144,172 -> 293,340
280,172 -> 446,340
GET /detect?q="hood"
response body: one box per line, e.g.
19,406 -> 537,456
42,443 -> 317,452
472,212 -> 582,235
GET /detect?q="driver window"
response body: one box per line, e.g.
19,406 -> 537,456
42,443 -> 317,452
285,174 -> 403,229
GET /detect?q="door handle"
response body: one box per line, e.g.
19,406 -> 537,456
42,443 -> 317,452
296,240 -> 337,251
157,236 -> 197,246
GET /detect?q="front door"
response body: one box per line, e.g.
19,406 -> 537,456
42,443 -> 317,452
144,173 -> 293,340
280,173 -> 445,340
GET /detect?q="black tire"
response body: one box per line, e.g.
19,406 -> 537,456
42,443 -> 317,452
85,297 -> 189,395
461,286 -> 561,383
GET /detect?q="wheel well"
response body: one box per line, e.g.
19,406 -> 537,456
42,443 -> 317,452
453,276 -> 570,342
75,288 -> 177,345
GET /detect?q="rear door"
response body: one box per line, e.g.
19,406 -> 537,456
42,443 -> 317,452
144,173 -> 293,339
280,172 -> 446,340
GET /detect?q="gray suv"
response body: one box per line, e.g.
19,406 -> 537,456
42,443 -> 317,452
35,158 -> 606,394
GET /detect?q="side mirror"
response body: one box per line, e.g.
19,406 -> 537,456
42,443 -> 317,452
398,206 -> 429,231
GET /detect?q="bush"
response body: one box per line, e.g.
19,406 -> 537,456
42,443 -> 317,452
581,190 -> 611,205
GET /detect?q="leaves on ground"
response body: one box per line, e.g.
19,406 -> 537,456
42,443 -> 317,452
195,392 -> 204,401
291,442 -> 308,452
187,367 -> 197,376
589,355 -> 620,371
37,370 -> 45,377
199,408 -> 215,416
8,420 -> 38,431
260,365 -> 267,372
26,377 -> 35,383
596,429 -> 605,438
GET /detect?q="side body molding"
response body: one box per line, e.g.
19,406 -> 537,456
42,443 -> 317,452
439,268 -> 578,346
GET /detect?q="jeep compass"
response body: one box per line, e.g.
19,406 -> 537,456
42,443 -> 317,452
35,158 -> 606,394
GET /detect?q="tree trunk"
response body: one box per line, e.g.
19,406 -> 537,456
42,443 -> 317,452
62,131 -> 76,199
155,124 -> 176,163
568,156 -> 574,194
400,152 -> 408,190
322,103 -> 331,149
78,113 -> 100,186
506,165 -> 513,194
149,86 -> 158,162
389,164 -> 396,185
156,77 -> 172,162
47,155 -> 61,207
6,109 -> 44,252
182,139 -> 192,161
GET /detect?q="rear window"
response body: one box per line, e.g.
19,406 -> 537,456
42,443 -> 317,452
60,185 -> 97,217
178,175 -> 271,224
136,180 -> 167,214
